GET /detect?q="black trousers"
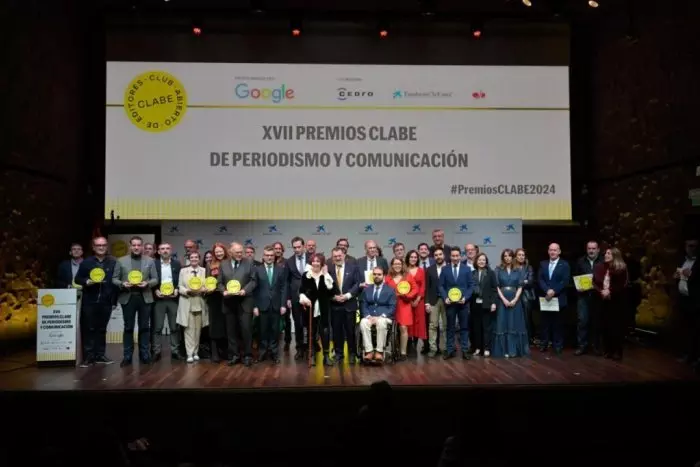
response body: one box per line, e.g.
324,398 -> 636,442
679,295 -> 700,361
312,308 -> 331,352
122,294 -> 151,361
283,305 -> 293,345
291,301 -> 306,349
600,295 -> 626,356
471,306 -> 494,352
81,302 -> 113,361
259,307 -> 281,358
223,298 -> 253,358
331,307 -> 356,358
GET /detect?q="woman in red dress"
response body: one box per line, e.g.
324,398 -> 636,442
593,247 -> 628,361
405,250 -> 427,352
385,257 -> 418,361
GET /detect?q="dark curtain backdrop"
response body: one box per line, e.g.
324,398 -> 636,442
3,0 -> 700,343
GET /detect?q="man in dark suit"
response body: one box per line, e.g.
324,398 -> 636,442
285,236 -> 312,360
56,243 -> 84,288
357,240 -> 389,282
439,246 -> 475,360
359,267 -> 396,362
253,245 -> 288,364
676,237 -> 700,366
425,247 -> 446,357
537,242 -> 571,354
217,242 -> 258,367
574,241 -> 603,356
151,242 -> 182,361
328,247 -> 362,364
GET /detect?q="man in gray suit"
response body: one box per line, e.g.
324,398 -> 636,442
217,242 -> 258,367
112,236 -> 158,366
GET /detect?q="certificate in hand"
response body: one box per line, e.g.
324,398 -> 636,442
573,274 -> 593,292
539,297 -> 560,312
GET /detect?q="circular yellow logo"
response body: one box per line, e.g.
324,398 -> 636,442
124,71 -> 187,133
578,276 -> 593,290
189,276 -> 203,290
447,287 -> 463,302
160,282 -> 175,296
128,270 -> 143,284
111,240 -> 129,258
226,280 -> 241,294
41,294 -> 55,307
205,276 -> 218,291
396,280 -> 411,295
89,268 -> 106,282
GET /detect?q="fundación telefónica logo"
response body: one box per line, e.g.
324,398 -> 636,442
123,70 -> 187,133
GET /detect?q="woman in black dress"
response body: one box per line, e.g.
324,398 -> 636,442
299,253 -> 339,367
205,242 -> 228,363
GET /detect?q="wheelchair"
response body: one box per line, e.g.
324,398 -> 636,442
355,317 -> 399,364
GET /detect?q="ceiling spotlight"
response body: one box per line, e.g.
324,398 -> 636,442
588,1 -> 599,7
379,29 -> 389,38
192,26 -> 202,36
522,0 -> 532,6
290,18 -> 302,37
471,21 -> 483,39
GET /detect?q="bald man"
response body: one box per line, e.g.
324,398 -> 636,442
537,243 -> 571,354
357,240 -> 389,284
217,242 -> 258,366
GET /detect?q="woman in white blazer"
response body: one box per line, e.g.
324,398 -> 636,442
177,250 -> 209,362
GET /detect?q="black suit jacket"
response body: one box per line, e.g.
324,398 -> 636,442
357,256 -> 389,277
300,272 -> 339,318
471,268 -> 498,310
425,263 -> 447,306
678,256 -> 700,303
154,258 -> 182,291
328,262 -> 362,312
253,263 -> 288,311
217,258 -> 257,313
285,253 -> 312,303
56,259 -> 75,288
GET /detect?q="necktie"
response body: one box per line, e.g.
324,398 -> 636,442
336,266 -> 343,290
267,265 -> 273,285
453,265 -> 458,280
373,286 -> 379,302
371,258 -> 376,270
548,262 -> 555,279
478,270 -> 482,283
297,256 -> 303,273
423,261 -> 428,269
192,270 -> 197,277
234,261 -> 239,270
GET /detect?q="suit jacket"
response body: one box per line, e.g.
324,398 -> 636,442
425,263 -> 447,306
418,257 -> 434,270
537,259 -> 571,308
357,256 -> 389,277
471,267 -> 498,310
677,256 -> 700,302
360,283 -> 397,319
176,266 -> 210,328
217,258 -> 257,313
439,263 -> 475,305
112,255 -> 158,305
328,261 -> 362,312
575,255 -> 603,296
154,258 -> 182,297
326,254 -> 357,268
253,263 -> 288,312
299,271 -> 339,318
285,253 -> 312,303
56,259 -> 76,288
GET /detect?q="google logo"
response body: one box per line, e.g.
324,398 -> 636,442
234,83 -> 295,104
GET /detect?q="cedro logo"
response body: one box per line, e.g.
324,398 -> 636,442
337,87 -> 374,101
235,83 -> 295,104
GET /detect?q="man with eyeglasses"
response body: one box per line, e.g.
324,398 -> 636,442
74,237 -> 118,367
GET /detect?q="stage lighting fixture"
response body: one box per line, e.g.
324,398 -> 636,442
192,26 -> 202,36
588,1 -> 599,7
379,29 -> 389,38
522,0 -> 532,6
292,28 -> 301,36
290,18 -> 302,37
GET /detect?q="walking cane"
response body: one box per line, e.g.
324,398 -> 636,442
306,304 -> 314,368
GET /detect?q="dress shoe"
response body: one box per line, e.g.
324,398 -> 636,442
462,353 -> 471,360
171,353 -> 182,361
95,356 -> 114,365
348,355 -> 357,365
140,358 -> 151,365
538,346 -> 547,353
427,351 -> 437,358
120,359 -> 132,367
443,352 -> 456,360
152,353 -> 162,362
574,348 -> 585,356
294,350 -> 305,361
244,356 -> 253,367
323,354 -> 333,366
554,348 -> 563,356
273,356 -> 281,364
227,356 -> 241,366
79,360 -> 93,368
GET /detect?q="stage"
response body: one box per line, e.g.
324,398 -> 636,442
0,343 -> 695,391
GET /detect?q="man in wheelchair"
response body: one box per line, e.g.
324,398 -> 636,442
359,266 -> 397,364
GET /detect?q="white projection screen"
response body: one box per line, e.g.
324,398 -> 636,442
105,62 -> 570,220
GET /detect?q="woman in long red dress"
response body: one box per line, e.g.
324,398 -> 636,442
405,250 -> 427,352
385,257 -> 418,361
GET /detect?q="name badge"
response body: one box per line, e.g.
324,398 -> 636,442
475,297 -> 483,304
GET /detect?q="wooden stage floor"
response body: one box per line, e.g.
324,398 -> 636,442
0,343 -> 697,391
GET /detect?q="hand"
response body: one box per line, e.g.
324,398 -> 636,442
445,298 -> 451,305
360,282 -> 368,288
188,288 -> 199,295
425,304 -> 431,313
223,291 -> 230,297
238,289 -> 246,296
333,295 -> 344,302
253,307 -> 259,317
287,299 -> 292,308
682,268 -> 692,278
123,282 -> 133,288
459,298 -> 466,305
490,304 -> 496,312
369,316 -> 377,325
173,289 -> 178,297
674,268 -> 681,279
155,290 -> 163,298
523,280 -> 529,284
546,289 -> 555,299
601,289 -> 610,299
280,307 -> 287,315
138,281 -> 148,288
127,437 -> 150,452
86,279 -> 94,286
509,300 -> 517,307
412,299 -> 420,307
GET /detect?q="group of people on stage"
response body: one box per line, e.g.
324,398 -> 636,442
60,227 -> 655,369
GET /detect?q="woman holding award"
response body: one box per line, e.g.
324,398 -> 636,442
206,243 -> 228,363
492,249 -> 530,359
299,254 -> 339,366
385,257 -> 418,361
177,251 -> 209,363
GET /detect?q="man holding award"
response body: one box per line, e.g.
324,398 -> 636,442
112,236 -> 159,367
439,247 -> 475,360
152,243 -> 182,361
217,242 -> 258,367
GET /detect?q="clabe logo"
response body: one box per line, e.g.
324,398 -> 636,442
504,224 -> 517,232
483,237 -> 493,245
316,225 -> 326,233
168,226 -> 180,234
235,82 -> 295,104
459,224 -> 469,232
364,224 -> 374,233
244,238 -> 254,246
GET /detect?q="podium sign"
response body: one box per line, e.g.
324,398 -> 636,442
36,289 -> 78,366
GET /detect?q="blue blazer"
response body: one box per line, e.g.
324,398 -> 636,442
439,263 -> 475,305
328,262 -> 362,312
360,283 -> 396,319
537,259 -> 571,308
